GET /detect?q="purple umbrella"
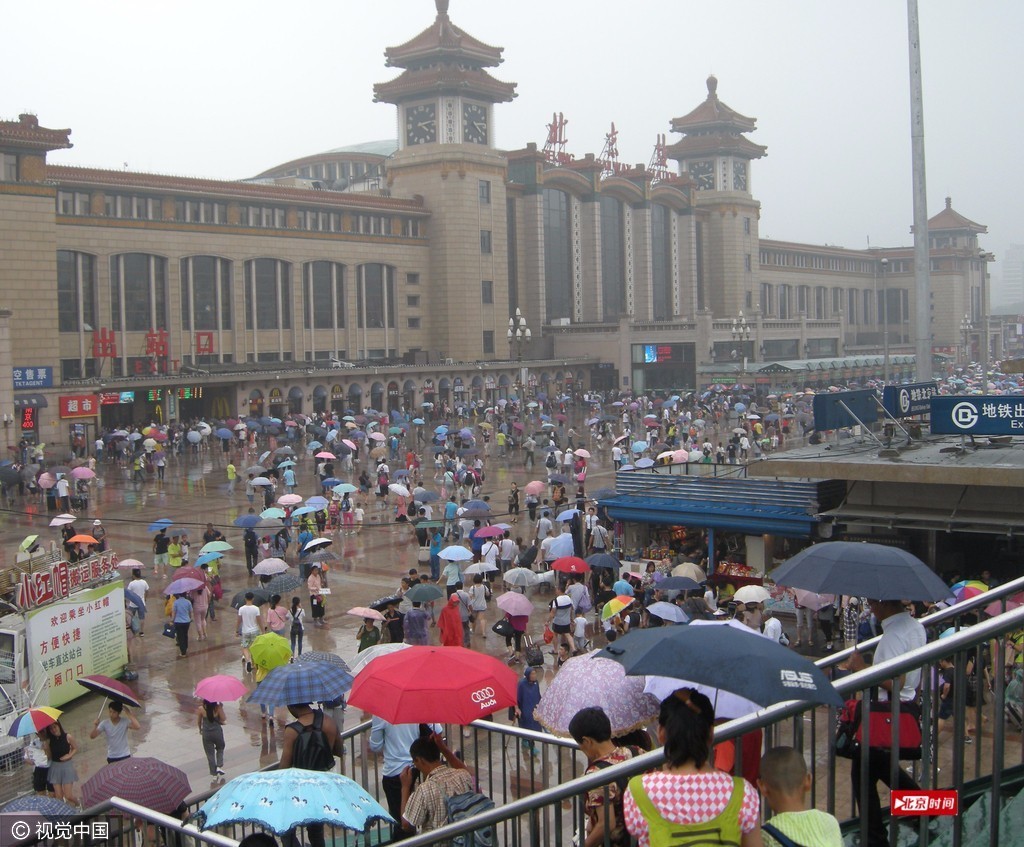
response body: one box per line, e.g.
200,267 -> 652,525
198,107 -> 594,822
164,577 -> 205,596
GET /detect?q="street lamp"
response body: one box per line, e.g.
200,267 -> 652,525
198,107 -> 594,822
960,314 -> 972,365
978,250 -> 994,382
507,308 -> 531,362
880,258 -> 890,385
731,311 -> 751,353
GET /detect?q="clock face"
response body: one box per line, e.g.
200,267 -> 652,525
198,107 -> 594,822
733,161 -> 748,191
405,103 -> 437,146
462,103 -> 488,145
688,160 -> 714,190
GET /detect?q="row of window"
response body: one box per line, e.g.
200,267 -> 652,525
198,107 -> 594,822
758,282 -> 909,324
55,192 -> 424,237
760,250 -> 877,274
57,252 -> 422,333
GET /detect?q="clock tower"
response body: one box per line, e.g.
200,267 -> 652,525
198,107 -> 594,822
665,76 -> 767,317
374,1 -> 517,362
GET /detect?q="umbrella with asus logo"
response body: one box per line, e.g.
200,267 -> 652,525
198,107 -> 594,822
347,645 -> 517,724
597,619 -> 843,709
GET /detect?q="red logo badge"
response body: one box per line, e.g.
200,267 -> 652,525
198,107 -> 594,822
891,790 -> 958,816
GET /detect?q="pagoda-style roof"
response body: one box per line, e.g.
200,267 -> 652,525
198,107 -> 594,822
0,114 -> 72,153
927,196 -> 987,234
374,64 -> 516,104
665,132 -> 767,161
383,0 -> 504,69
670,76 -> 758,134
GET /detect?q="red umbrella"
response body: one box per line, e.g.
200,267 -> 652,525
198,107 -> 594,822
173,566 -> 208,584
551,556 -> 590,575
474,525 -> 504,538
76,675 -> 141,708
347,646 -> 517,725
523,480 -> 546,496
82,757 -> 190,813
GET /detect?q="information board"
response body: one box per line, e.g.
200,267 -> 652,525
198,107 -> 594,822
882,382 -> 938,418
812,389 -> 879,431
930,396 -> 1024,435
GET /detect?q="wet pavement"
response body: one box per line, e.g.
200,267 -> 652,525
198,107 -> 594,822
0,418 -> 623,803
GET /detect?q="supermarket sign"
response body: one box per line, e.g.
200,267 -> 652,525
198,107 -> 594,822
930,396 -> 1024,435
59,394 -> 99,418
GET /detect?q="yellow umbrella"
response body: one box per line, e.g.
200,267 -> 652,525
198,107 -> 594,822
248,633 -> 291,671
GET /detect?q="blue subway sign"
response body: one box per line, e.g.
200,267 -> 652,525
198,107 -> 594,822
930,396 -> 1024,435
882,382 -> 938,418
812,389 -> 879,431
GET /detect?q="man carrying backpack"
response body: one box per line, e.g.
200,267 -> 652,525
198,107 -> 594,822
400,733 -> 476,839
279,703 -> 343,847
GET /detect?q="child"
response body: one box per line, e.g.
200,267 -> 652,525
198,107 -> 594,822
758,747 -> 842,847
179,532 -> 191,566
572,611 -> 589,654
353,501 -> 365,532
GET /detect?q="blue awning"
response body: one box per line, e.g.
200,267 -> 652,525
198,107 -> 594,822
601,494 -> 819,538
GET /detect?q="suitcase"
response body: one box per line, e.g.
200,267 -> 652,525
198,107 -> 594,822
523,635 -> 544,667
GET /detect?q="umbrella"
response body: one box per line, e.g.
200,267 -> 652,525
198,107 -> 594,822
601,595 -> 636,621
635,458 -> 655,469
76,675 -> 141,708
770,541 -> 954,601
524,480 -> 546,496
586,553 -> 621,573
216,428 -> 233,440
48,513 -> 78,527
192,769 -> 391,834
233,513 -> 261,528
657,576 -> 702,592
304,537 -> 332,551
349,642 -> 412,676
503,567 -> 540,588
164,577 -> 205,596
68,534 -> 98,545
247,660 -> 354,707
388,483 -> 410,498
19,534 -> 40,552
278,493 -> 303,506
116,557 -> 146,571
37,473 -> 56,489
297,652 -> 353,674
791,589 -> 836,612
187,431 -> 203,444
416,491 -> 440,503
250,476 -> 272,486
231,588 -> 270,608
305,550 -> 340,564
252,558 -> 290,576
70,467 -> 96,480
646,601 -> 688,623
123,590 -> 146,613
147,519 -> 174,532
261,507 -> 287,519
333,482 -> 358,495
555,508 -> 580,522
306,495 -> 329,509
200,540 -> 233,554
1,795 -> 79,820
404,583 -> 444,603
732,585 -> 772,605
194,675 -> 248,703
951,580 -> 989,603
552,556 -> 589,575
248,633 -> 293,672
265,574 -> 304,595
460,499 -> 491,517
547,473 -> 570,485
7,706 -> 62,737
534,652 -> 661,737
464,562 -> 499,575
289,505 -> 318,517
347,606 -> 386,621
245,464 -> 267,475
574,448 -> 591,458
671,562 -> 706,582
597,621 -> 843,708
496,592 -> 533,616
83,757 -> 190,814
474,525 -> 504,538
314,451 -> 336,459
194,551 -> 224,567
347,645 -> 518,724
438,545 -> 473,562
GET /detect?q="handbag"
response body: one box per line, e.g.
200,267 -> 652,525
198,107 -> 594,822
417,547 -> 431,564
836,697 -> 923,760
543,625 -> 555,645
162,622 -> 176,639
492,618 -> 514,638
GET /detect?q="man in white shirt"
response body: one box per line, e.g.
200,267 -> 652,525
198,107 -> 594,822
55,476 -> 71,512
498,534 -> 518,572
535,511 -> 553,543
589,522 -> 609,554
611,444 -> 623,470
480,538 -> 499,569
539,530 -> 558,569
126,568 -> 150,636
236,593 -> 264,674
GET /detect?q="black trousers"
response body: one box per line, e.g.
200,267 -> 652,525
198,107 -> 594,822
381,774 -> 410,842
174,622 -> 190,656
850,748 -> 920,847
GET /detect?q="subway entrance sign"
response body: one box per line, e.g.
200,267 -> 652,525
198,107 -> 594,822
882,382 -> 938,418
930,396 -> 1024,435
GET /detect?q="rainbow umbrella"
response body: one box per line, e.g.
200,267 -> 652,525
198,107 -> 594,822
601,595 -> 636,621
8,706 -> 62,737
951,580 -> 989,603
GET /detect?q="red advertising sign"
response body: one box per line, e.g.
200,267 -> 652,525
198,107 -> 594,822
16,552 -> 119,610
59,394 -> 99,419
20,407 -> 36,431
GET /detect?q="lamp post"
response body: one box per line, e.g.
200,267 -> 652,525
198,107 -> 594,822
960,314 -> 972,366
507,308 -> 531,362
880,257 -> 890,384
978,250 -> 994,382
732,311 -> 751,372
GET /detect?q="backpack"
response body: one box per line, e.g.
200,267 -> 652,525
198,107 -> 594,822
577,588 -> 593,615
445,788 -> 495,847
545,452 -> 557,469
288,710 -> 335,772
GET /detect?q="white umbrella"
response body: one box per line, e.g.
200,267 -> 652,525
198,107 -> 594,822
349,642 -> 412,676
438,545 -> 473,562
732,585 -> 771,605
49,514 -> 77,527
464,562 -> 499,575
388,483 -> 410,498
252,559 -> 290,576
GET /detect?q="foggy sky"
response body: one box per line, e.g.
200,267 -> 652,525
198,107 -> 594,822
5,0 -> 1021,297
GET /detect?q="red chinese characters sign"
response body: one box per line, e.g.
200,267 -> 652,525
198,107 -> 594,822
59,395 -> 99,419
16,552 -> 119,610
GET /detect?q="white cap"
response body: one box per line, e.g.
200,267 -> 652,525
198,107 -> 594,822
93,519 -> 102,525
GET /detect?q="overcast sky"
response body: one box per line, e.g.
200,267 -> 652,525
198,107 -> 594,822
6,0 -> 1022,299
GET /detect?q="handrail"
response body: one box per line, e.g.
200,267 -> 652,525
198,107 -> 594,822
392,603 -> 1024,847
110,798 -> 240,846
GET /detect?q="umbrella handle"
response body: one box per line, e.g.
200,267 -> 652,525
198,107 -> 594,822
96,697 -> 108,720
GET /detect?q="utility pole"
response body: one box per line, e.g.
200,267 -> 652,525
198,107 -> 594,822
907,0 -> 932,381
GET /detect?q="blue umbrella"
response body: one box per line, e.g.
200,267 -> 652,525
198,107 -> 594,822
547,473 -> 570,485
193,768 -> 391,835
597,621 -> 843,708
291,505 -> 319,517
215,428 -> 233,440
412,418 -> 425,425
555,508 -> 580,522
307,440 -> 323,450
658,576 -> 703,592
234,514 -> 261,528
586,552 -> 621,573
631,441 -> 648,453
147,519 -> 173,532
195,551 -> 224,567
246,661 -> 354,707
636,458 -> 655,468
460,499 -> 491,517
415,491 -> 440,503
434,425 -> 448,434
306,496 -> 329,509
322,477 -> 342,488
548,533 -> 576,559
124,590 -> 146,613
438,545 -> 473,562
2,795 -> 80,820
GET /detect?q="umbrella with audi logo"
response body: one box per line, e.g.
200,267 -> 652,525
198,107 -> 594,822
346,645 -> 517,724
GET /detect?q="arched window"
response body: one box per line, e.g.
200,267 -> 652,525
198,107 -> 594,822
357,264 -> 395,328
304,261 -> 346,329
312,385 -> 328,414
181,256 -> 232,330
110,253 -> 168,331
542,189 -> 572,321
288,386 -> 304,415
244,259 -> 291,329
57,250 -> 97,333
370,382 -> 385,411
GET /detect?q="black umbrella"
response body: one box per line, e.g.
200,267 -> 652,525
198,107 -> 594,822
597,621 -> 843,708
657,576 -> 703,592
0,467 -> 20,485
585,552 -> 621,573
770,541 -> 954,602
231,588 -> 270,609
369,594 -> 402,612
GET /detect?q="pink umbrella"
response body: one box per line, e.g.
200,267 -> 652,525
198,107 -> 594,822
194,675 -> 248,703
523,480 -> 546,496
573,448 -> 591,459
792,589 -> 836,612
512,422 -> 524,431
347,606 -> 385,621
117,558 -> 146,570
314,451 -> 336,459
37,473 -> 56,489
150,431 -> 168,442
496,592 -> 533,617
985,598 -> 1022,618
278,493 -> 303,506
342,439 -> 357,450
368,432 -> 386,442
70,467 -> 96,480
475,525 -> 504,538
252,558 -> 289,576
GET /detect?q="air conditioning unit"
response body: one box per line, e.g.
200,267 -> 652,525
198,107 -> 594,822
551,318 -> 571,327
444,358 -> 455,366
